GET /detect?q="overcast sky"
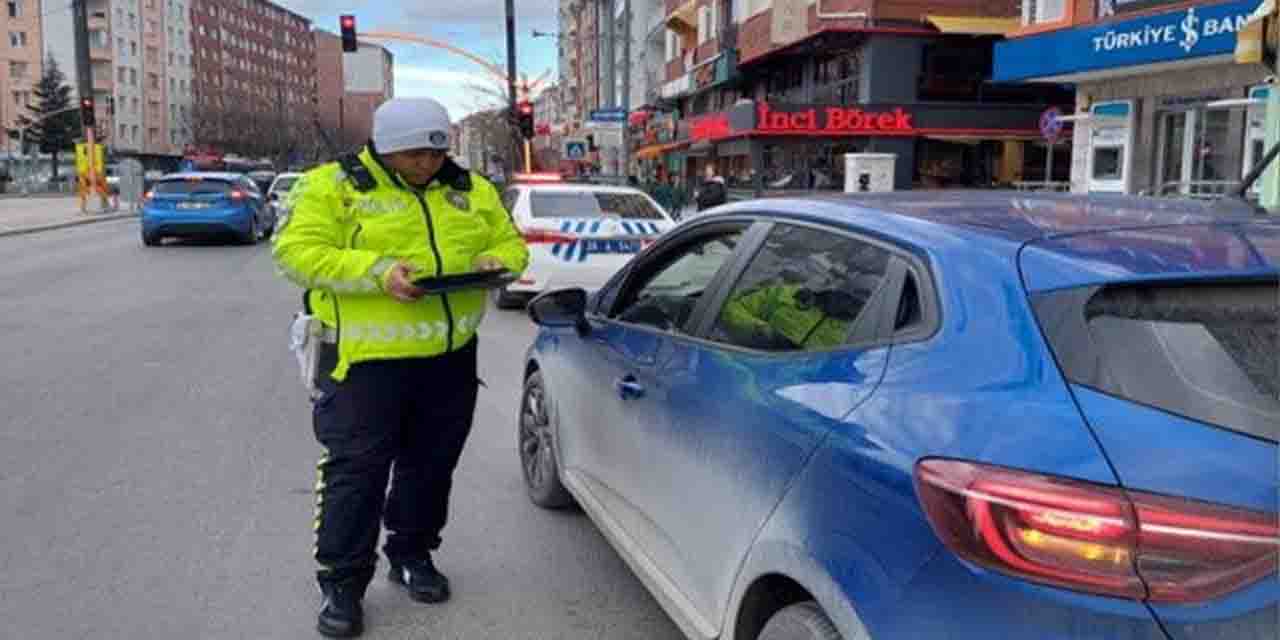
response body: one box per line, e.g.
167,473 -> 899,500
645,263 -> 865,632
278,1 -> 561,120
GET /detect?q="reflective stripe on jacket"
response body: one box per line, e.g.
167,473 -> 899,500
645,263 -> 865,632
272,147 -> 529,381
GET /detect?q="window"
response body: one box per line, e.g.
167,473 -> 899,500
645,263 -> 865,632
697,7 -> 709,45
1022,0 -> 1065,25
117,66 -> 126,82
8,61 -> 26,78
118,37 -> 125,55
7,0 -> 19,18
131,41 -> 138,56
1033,281 -> 1279,441
709,224 -> 892,352
130,68 -> 137,85
9,31 -> 26,47
610,229 -> 745,332
529,191 -> 666,219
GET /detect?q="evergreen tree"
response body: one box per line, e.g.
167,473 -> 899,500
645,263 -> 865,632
15,56 -> 82,180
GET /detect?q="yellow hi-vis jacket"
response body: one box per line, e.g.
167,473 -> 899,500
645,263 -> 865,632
272,148 -> 529,381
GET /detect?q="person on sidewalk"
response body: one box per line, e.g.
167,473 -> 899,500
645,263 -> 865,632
272,97 -> 529,638
695,163 -> 728,212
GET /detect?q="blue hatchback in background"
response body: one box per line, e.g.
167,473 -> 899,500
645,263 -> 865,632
518,192 -> 1278,640
140,172 -> 273,246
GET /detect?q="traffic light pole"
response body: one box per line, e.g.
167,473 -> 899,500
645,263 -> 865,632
505,0 -> 520,177
72,0 -> 97,213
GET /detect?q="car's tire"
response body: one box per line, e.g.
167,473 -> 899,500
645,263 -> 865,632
491,285 -> 525,310
142,230 -> 161,246
757,602 -> 842,640
241,215 -> 260,245
518,371 -> 574,509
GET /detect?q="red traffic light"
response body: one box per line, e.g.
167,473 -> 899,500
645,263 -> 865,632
340,14 -> 357,52
518,102 -> 533,115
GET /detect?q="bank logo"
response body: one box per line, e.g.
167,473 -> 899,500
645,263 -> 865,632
1180,8 -> 1200,53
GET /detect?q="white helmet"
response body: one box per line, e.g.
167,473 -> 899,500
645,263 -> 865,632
372,97 -> 452,153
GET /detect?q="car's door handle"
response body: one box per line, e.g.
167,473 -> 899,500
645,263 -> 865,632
615,376 -> 645,399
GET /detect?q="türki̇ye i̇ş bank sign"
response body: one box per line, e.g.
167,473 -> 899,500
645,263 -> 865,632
687,102 -> 1045,141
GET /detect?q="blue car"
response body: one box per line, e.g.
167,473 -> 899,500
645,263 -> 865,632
519,192 -> 1278,640
140,172 -> 273,246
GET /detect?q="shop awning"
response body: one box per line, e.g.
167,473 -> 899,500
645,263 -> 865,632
666,0 -> 698,36
925,15 -> 1020,36
634,141 -> 688,160
1235,0 -> 1277,64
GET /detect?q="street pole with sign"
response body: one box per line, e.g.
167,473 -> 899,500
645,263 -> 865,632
1040,107 -> 1064,189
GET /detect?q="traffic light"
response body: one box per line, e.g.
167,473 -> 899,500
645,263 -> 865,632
516,101 -> 534,139
79,97 -> 95,129
340,15 -> 357,52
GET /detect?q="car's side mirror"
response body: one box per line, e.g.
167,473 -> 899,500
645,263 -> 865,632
528,288 -> 591,335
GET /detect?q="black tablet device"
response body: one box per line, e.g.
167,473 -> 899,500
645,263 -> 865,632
411,270 -> 519,294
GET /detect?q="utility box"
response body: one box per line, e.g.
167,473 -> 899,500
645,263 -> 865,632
844,153 -> 896,193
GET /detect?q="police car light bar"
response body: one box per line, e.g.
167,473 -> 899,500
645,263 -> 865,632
513,172 -> 562,183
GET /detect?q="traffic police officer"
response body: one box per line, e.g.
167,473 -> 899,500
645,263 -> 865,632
272,97 -> 529,638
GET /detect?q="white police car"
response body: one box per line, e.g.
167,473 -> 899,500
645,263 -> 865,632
495,175 -> 676,309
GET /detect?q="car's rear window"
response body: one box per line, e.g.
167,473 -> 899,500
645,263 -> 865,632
530,191 -> 665,220
1033,280 -> 1279,441
154,178 -> 236,195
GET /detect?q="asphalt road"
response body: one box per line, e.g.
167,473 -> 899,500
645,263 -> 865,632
0,219 -> 684,640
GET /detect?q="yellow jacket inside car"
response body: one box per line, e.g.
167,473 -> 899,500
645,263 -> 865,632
272,147 -> 529,382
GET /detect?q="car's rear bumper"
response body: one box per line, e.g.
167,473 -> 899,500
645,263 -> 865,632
142,209 -> 252,236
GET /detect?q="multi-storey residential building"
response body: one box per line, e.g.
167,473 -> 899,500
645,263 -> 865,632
313,29 -> 393,149
1,0 -> 43,149
637,0 -> 1073,191
190,0 -> 315,160
994,0 -> 1271,196
563,0 -> 600,130
43,0 -> 192,159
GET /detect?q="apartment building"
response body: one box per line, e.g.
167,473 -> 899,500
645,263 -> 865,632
994,0 -> 1271,196
0,0 -> 42,145
41,0 -> 191,158
314,29 -> 393,149
190,0 -> 315,157
634,0 -> 1072,190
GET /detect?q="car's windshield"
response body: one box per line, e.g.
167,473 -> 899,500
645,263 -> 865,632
530,190 -> 666,219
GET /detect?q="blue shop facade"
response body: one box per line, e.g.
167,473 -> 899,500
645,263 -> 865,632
994,0 -> 1271,196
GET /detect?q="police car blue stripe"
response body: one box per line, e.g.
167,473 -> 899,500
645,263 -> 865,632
576,220 -> 587,234
649,222 -> 660,234
620,221 -> 631,235
561,220 -> 573,232
562,241 -> 575,261
590,220 -> 601,233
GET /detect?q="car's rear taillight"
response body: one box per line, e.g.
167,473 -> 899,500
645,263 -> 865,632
143,190 -> 154,201
914,459 -> 1278,603
229,190 -> 246,200
522,229 -> 576,244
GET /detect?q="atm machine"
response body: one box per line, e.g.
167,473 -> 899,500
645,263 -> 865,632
1086,100 -> 1135,194
1242,85 -> 1269,198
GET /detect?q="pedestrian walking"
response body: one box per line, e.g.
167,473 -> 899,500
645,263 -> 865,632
272,96 -> 530,638
695,163 -> 728,212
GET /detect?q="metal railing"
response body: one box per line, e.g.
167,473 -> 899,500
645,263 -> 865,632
1013,181 -> 1071,192
1152,180 -> 1248,201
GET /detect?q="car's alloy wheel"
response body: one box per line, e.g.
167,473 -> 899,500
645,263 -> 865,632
518,371 -> 574,508
757,602 -> 842,640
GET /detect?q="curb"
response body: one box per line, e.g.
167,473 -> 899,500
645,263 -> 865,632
0,211 -> 139,238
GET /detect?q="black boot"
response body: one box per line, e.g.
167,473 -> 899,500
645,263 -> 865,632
317,580 -> 365,638
389,555 -> 451,603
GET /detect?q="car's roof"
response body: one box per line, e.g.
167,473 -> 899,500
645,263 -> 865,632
729,191 -> 1266,243
161,172 -> 245,181
515,183 -> 649,195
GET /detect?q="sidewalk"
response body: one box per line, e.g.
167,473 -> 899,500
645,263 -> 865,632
0,195 -> 139,237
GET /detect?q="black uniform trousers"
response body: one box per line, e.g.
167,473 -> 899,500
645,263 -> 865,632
311,337 -> 479,591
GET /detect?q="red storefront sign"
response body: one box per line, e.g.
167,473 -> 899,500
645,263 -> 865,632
756,103 -> 914,134
690,113 -> 732,141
